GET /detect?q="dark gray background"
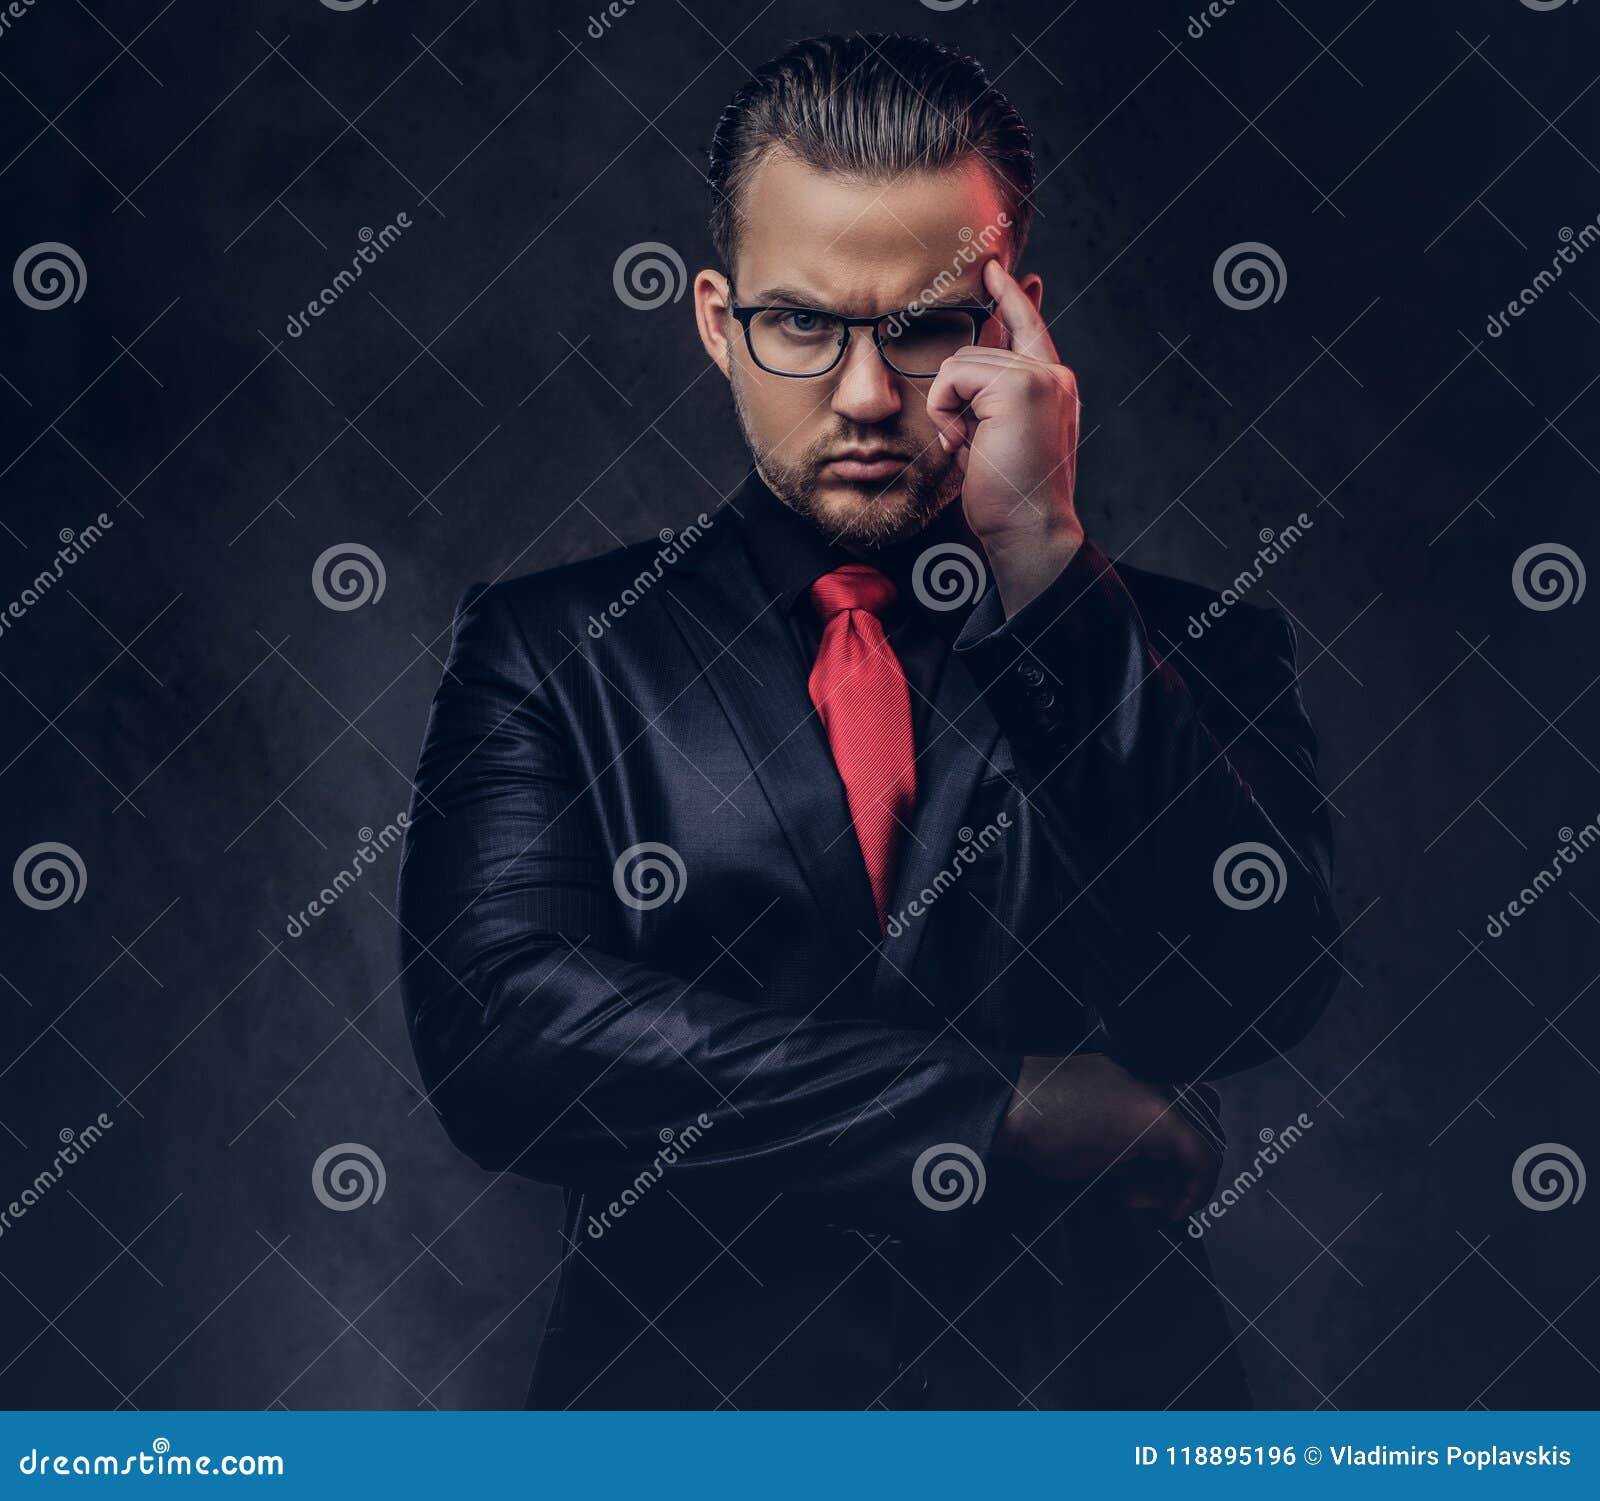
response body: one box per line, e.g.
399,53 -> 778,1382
1,0 -> 1597,1410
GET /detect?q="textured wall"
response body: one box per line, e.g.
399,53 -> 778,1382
0,0 -> 1596,1410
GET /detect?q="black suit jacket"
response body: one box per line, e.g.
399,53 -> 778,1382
397,479 -> 1341,1410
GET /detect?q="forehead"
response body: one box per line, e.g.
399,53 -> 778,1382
733,149 -> 1010,311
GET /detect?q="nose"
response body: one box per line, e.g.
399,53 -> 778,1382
830,327 -> 902,426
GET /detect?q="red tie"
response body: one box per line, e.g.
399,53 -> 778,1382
806,565 -> 917,934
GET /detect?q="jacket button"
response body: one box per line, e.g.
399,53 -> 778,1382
1019,662 -> 1045,687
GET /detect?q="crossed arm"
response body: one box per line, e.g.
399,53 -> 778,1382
399,564 -> 1339,1234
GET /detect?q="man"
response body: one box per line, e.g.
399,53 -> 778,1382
398,33 -> 1340,1409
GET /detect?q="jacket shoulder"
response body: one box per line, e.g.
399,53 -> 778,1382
453,513 -> 725,644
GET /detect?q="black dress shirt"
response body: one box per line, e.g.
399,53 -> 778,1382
731,469 -> 979,750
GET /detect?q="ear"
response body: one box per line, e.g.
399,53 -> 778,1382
1017,271 -> 1044,313
693,268 -> 734,379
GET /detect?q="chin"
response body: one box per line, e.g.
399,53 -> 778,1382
810,480 -> 929,546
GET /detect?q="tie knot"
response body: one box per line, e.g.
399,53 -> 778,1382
808,564 -> 897,623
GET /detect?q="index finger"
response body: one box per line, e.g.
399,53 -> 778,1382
983,256 -> 1055,365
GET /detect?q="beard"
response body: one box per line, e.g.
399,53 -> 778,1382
730,365 -> 963,550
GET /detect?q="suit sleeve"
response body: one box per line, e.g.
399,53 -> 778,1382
397,582 -> 1019,1234
953,539 -> 1341,1080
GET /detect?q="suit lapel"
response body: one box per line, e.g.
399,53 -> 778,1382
868,633 -> 1005,1022
661,512 -> 882,958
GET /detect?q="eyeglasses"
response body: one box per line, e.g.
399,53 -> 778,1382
729,289 -> 995,379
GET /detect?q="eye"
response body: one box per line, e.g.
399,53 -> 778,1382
778,309 -> 832,337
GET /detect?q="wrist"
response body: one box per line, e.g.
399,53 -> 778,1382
994,1053 -> 1058,1166
978,512 -> 1084,618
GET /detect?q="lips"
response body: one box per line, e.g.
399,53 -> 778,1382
825,450 -> 911,482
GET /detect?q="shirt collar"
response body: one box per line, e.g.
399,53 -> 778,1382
731,467 -> 980,633
732,468 -> 850,616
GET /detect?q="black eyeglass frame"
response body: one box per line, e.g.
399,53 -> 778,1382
727,291 -> 996,379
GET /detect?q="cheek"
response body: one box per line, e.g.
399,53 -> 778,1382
746,377 -> 831,449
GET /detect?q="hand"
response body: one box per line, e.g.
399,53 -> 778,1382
926,257 -> 1084,615
994,1053 -> 1222,1222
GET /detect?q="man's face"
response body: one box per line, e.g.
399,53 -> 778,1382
695,151 -> 1020,549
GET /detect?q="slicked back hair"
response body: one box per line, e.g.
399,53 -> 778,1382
707,33 -> 1035,274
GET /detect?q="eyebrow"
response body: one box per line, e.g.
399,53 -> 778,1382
743,286 -> 983,313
